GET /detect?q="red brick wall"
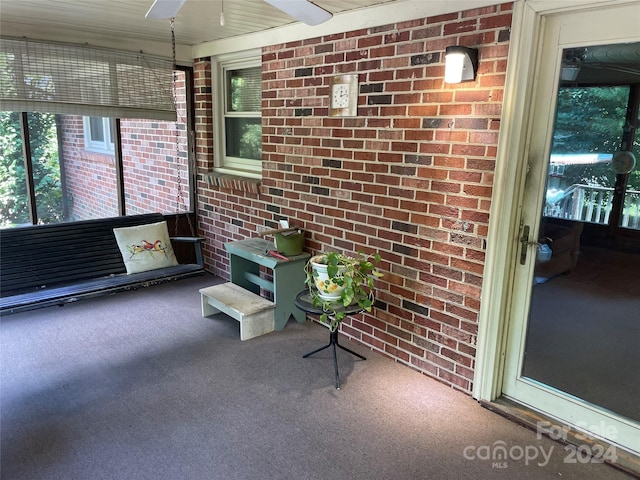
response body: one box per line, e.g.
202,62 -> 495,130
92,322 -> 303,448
59,72 -> 190,220
196,3 -> 513,393
59,115 -> 119,220
121,72 -> 190,215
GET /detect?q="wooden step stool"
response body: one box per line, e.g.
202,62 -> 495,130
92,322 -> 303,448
200,283 -> 275,341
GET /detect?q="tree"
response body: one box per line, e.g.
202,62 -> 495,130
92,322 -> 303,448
28,112 -> 63,224
1,48 -> 64,227
0,111 -> 30,226
0,111 -> 63,227
552,86 -> 640,190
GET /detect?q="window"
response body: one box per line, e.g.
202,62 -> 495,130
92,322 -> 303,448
2,112 -> 64,226
83,117 -> 114,152
214,52 -> 262,177
545,85 -> 640,230
1,69 -> 193,227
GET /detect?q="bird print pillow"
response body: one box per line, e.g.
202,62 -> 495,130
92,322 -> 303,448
113,221 -> 178,274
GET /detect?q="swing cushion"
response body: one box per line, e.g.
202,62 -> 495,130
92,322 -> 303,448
113,221 -> 179,274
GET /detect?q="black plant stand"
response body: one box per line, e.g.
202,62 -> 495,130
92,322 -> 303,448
295,290 -> 366,389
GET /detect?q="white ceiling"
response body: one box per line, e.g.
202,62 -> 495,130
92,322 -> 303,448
0,0 -> 401,58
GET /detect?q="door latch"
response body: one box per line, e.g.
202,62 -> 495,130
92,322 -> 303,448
519,225 -> 543,265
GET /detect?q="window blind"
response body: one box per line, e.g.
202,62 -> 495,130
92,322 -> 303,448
0,37 -> 176,121
226,66 -> 262,113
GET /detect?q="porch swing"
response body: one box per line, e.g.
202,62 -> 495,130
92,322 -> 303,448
0,20 -> 205,316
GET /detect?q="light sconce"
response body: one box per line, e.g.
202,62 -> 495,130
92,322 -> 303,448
561,65 -> 580,82
444,46 -> 479,84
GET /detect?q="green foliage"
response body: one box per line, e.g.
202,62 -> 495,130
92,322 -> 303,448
238,122 -> 262,161
305,251 -> 383,332
0,111 -> 29,226
0,111 -> 63,227
552,86 -> 629,155
0,53 -> 16,96
552,86 -> 640,191
28,113 -> 63,224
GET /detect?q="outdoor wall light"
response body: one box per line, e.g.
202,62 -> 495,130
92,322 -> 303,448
444,46 -> 479,84
561,65 -> 580,82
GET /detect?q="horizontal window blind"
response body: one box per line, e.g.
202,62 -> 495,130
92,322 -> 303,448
226,66 -> 262,113
0,37 -> 176,120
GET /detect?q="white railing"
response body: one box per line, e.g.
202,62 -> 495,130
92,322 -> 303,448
624,190 -> 640,229
545,184 -> 640,230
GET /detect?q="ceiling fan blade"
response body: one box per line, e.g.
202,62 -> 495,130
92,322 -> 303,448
145,0 -> 186,19
264,0 -> 332,26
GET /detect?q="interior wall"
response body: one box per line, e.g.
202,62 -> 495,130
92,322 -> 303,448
194,2 -> 513,393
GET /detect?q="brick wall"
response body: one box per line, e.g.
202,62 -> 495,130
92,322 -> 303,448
59,115 -> 119,220
121,72 -> 190,216
196,2 -> 513,393
59,72 -> 189,220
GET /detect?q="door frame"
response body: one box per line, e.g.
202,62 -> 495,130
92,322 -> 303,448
474,0 -> 639,402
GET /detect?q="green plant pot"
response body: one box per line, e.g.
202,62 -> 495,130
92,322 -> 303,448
274,230 -> 304,256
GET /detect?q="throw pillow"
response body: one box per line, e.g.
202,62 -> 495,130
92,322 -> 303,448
113,221 -> 179,274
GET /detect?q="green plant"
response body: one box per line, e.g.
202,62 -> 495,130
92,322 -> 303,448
0,111 -> 63,227
304,251 -> 383,331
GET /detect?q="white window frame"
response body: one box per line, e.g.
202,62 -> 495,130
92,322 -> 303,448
212,50 -> 262,178
83,116 -> 114,153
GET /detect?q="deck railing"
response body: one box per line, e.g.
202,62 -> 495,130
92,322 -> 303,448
545,184 -> 640,230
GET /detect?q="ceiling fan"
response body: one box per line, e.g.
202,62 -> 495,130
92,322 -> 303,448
145,0 -> 333,26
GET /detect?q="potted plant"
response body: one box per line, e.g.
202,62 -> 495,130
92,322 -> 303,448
304,251 -> 383,331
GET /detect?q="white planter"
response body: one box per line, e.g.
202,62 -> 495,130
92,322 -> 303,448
310,255 -> 348,301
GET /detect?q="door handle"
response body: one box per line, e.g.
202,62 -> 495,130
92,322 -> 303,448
519,225 -> 543,265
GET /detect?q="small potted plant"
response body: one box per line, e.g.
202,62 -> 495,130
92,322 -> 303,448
304,251 -> 383,331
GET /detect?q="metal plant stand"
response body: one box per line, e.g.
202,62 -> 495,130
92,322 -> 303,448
295,290 -> 366,389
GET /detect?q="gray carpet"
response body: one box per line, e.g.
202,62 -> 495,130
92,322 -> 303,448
525,247 -> 640,421
1,274 -> 634,479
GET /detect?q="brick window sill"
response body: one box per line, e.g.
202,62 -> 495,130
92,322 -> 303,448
204,172 -> 262,194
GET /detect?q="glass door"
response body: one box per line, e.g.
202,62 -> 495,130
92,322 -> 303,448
502,2 -> 640,456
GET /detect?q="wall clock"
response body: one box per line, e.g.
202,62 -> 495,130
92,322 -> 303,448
329,74 -> 358,117
332,84 -> 350,108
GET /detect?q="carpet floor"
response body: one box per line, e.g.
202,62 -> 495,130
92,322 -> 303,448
525,246 -> 640,421
1,274 -> 635,480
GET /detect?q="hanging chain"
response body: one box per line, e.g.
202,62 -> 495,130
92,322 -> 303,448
170,17 -> 195,237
